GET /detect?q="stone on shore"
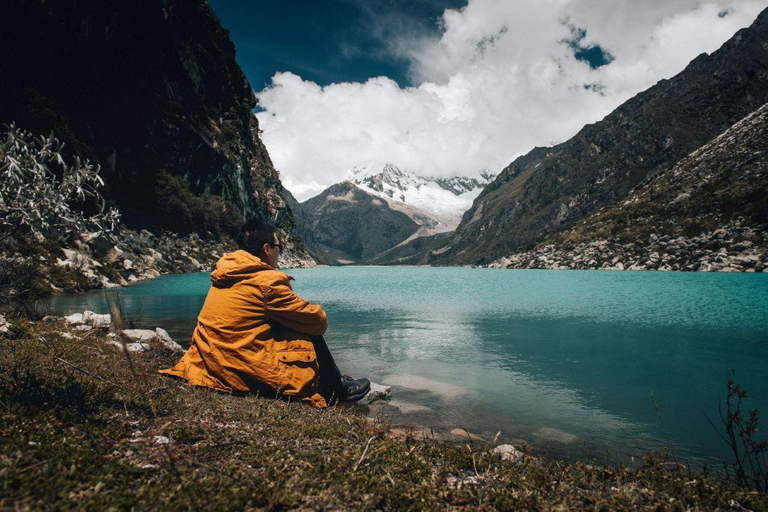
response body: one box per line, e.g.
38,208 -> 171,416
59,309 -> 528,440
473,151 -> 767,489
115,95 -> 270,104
359,382 -> 392,405
107,328 -> 184,353
64,313 -> 84,325
83,310 -> 111,329
492,444 -> 525,462
105,335 -> 151,352
66,311 -> 112,329
154,328 -> 184,352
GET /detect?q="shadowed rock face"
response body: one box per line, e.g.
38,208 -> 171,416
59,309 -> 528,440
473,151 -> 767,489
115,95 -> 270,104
0,0 -> 298,243
435,8 -> 768,266
489,102 -> 768,272
300,182 -> 419,263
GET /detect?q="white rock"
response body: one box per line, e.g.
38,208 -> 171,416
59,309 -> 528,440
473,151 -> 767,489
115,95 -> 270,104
106,339 -> 150,352
64,313 -> 84,325
99,275 -> 122,289
155,328 -> 184,352
0,314 -> 9,334
83,310 -> 111,329
123,259 -> 134,270
141,269 -> 161,280
105,246 -> 124,264
75,325 -> 92,332
121,329 -> 158,342
148,248 -> 164,261
358,382 -> 392,405
60,332 -> 76,339
492,444 -> 525,462
153,435 -> 170,445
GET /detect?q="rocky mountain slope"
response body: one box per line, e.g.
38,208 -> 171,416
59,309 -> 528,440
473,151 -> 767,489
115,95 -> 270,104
490,101 -> 768,272
299,182 -> 418,263
294,165 -> 494,264
0,0 -> 307,259
434,8 -> 768,266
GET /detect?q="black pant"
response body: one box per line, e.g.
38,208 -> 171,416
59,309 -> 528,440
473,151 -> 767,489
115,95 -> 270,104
309,335 -> 343,402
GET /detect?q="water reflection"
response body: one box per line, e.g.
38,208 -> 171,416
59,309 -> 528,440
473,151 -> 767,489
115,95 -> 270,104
41,267 -> 768,466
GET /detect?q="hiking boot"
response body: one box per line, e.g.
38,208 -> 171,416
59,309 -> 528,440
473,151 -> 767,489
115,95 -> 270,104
340,375 -> 370,402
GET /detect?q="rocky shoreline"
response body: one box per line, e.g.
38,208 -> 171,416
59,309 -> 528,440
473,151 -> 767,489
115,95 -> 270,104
0,228 -> 317,295
489,221 -> 768,272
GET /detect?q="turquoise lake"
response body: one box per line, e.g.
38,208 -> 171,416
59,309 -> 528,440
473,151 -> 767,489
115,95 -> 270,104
44,267 -> 768,467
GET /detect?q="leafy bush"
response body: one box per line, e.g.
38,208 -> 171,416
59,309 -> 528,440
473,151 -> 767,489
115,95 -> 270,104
0,123 -> 120,242
152,169 -> 240,238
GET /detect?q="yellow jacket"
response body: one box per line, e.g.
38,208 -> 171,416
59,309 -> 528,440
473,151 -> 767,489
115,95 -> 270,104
159,250 -> 328,407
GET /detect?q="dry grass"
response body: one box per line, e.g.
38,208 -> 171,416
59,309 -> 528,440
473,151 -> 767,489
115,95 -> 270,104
1,317 -> 766,511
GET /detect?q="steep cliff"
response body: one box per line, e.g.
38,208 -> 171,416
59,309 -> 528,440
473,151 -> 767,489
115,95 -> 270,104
435,8 -> 768,265
0,0 -> 302,249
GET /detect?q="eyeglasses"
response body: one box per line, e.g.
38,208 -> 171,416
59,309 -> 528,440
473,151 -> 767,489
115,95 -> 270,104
267,242 -> 282,250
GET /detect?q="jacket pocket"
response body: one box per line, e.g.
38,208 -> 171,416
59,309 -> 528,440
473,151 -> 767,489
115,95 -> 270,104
276,350 -> 317,364
275,349 -> 318,396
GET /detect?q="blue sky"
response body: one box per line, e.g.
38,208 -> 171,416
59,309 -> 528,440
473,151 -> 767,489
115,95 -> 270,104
208,0 -> 468,90
207,1 -> 767,201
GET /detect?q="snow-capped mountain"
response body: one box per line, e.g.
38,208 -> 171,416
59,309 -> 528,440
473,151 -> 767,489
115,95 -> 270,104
348,163 -> 496,233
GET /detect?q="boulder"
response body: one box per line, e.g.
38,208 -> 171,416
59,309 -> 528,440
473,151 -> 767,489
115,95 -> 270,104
122,329 -> 158,342
0,314 -> 10,334
106,338 -> 150,352
117,328 -> 184,353
105,246 -> 124,264
492,444 -> 525,462
358,382 -> 392,405
83,310 -> 111,329
65,313 -> 84,325
154,328 -> 184,352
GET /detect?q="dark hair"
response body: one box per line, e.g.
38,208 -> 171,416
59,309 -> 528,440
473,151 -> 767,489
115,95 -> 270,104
237,218 -> 277,256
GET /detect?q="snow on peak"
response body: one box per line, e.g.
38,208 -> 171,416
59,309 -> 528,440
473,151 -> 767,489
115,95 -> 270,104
346,163 -> 497,232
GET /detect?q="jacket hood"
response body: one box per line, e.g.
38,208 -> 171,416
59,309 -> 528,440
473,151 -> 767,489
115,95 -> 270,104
211,250 -> 274,286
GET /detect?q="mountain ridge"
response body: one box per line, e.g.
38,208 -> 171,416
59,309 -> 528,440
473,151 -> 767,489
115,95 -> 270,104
489,100 -> 768,272
293,165 -> 495,264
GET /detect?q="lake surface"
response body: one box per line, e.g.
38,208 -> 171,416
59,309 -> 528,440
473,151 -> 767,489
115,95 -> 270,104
44,267 -> 768,467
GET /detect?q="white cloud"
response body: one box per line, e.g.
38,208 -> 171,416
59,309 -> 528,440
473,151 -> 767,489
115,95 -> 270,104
256,0 -> 767,201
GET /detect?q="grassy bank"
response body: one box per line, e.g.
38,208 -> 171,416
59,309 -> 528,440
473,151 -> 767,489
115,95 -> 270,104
1,317 -> 766,511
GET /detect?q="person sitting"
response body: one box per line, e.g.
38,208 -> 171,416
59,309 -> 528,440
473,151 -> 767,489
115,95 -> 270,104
160,218 -> 370,406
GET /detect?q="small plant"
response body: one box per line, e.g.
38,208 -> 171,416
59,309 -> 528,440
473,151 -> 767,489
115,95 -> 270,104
0,123 -> 120,242
708,371 -> 768,492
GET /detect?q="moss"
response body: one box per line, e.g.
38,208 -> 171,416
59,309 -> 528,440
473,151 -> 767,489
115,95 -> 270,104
1,320 -> 766,510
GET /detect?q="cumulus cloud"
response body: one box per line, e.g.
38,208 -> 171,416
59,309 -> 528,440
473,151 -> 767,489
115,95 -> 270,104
256,0 -> 766,200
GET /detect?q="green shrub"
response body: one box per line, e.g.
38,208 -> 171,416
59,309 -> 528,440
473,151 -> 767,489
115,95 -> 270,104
0,123 -> 120,243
